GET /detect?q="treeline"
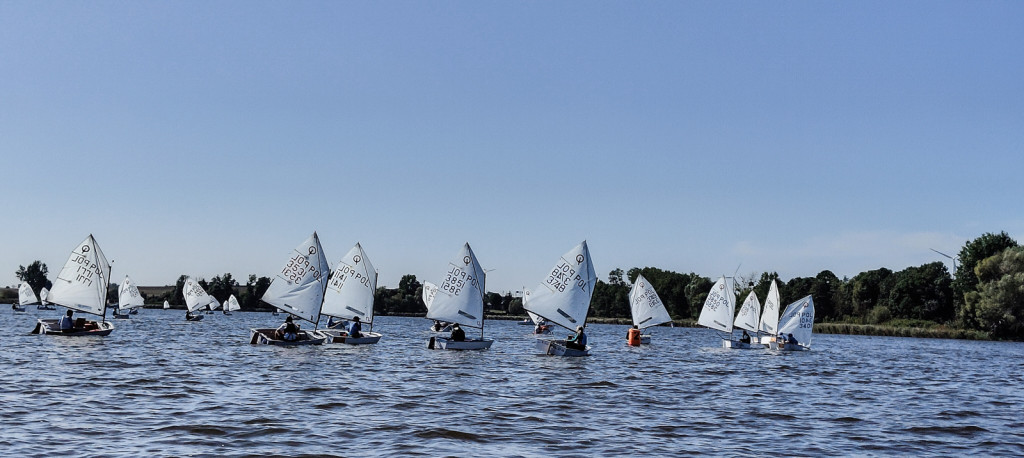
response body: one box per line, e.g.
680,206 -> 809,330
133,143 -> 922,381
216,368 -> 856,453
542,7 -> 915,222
13,231 -> 1023,340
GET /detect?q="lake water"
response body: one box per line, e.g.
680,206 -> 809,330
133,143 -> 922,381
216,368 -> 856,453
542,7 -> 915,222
2,308 -> 1023,456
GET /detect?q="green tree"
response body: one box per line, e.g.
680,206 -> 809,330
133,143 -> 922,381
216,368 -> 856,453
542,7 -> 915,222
15,261 -> 50,296
954,232 -> 1018,328
968,246 -> 1024,339
886,262 -> 954,321
207,273 -> 239,302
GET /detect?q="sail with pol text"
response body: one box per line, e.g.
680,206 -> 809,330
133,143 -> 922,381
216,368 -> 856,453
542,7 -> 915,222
522,241 -> 597,331
47,235 -> 111,316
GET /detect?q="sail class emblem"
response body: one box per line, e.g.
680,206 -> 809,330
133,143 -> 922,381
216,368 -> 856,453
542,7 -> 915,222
576,254 -> 584,264
463,256 -> 471,265
353,254 -> 361,263
308,246 -> 317,255
82,245 -> 90,253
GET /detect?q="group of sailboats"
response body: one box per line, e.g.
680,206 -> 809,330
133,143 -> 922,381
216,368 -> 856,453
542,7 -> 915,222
696,277 -> 814,351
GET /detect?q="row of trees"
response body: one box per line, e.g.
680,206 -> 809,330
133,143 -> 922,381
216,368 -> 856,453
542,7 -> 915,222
13,232 -> 1023,339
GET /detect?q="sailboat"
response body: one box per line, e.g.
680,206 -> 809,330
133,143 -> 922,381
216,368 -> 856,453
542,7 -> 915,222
321,243 -> 383,345
31,235 -> 115,336
113,275 -> 144,319
757,279 -> 781,345
223,294 -> 240,315
426,243 -> 492,350
696,276 -> 739,347
15,282 -> 37,312
728,290 -> 761,349
249,232 -> 330,345
524,241 -> 597,357
183,277 -> 210,322
769,295 -> 815,351
206,297 -> 221,314
38,287 -> 55,310
628,273 -> 673,344
163,300 -> 170,310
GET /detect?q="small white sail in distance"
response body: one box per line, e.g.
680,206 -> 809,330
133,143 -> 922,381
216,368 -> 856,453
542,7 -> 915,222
425,243 -> 486,329
758,279 -> 781,335
322,243 -> 377,323
184,277 -> 213,312
260,232 -> 330,324
697,276 -> 736,333
208,297 -> 222,311
422,282 -> 438,310
226,295 -> 241,312
734,290 -> 761,333
163,300 -> 170,309
118,275 -> 145,311
523,241 -> 597,331
777,295 -> 815,347
629,273 -> 672,330
40,287 -> 50,305
19,282 -> 39,306
47,235 -> 111,316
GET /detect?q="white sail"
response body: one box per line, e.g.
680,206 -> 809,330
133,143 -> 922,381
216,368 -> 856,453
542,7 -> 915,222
777,295 -> 815,347
40,287 -> 50,305
523,241 -> 597,331
697,276 -> 735,333
734,290 -> 761,332
47,235 -> 111,316
226,295 -> 241,312
163,300 -> 170,309
118,275 -> 145,311
260,232 -> 330,324
322,243 -> 377,323
208,297 -> 222,311
425,243 -> 486,329
184,277 -> 213,312
422,282 -> 438,309
18,282 -> 39,306
629,273 -> 672,330
758,279 -> 781,335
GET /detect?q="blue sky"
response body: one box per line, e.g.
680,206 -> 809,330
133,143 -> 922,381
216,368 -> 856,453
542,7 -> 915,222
2,1 -> 1022,293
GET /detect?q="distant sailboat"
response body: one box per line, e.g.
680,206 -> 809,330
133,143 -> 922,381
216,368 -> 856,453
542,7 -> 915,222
15,282 -> 37,312
249,232 -> 329,345
38,287 -> 55,310
31,235 -> 115,336
628,273 -> 673,344
426,243 -> 493,350
183,277 -> 210,322
728,290 -> 761,349
757,279 -> 781,345
114,275 -> 144,319
770,295 -> 815,351
206,297 -> 221,314
321,243 -> 383,345
697,276 -> 738,347
524,241 -> 597,357
223,294 -> 240,315
163,300 -> 170,310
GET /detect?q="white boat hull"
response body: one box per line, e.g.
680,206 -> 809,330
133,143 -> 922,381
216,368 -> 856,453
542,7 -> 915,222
536,339 -> 590,357
321,329 -> 382,345
768,341 -> 810,351
722,339 -> 760,349
249,328 -> 327,346
430,337 -> 493,350
31,318 -> 114,336
12,305 -> 26,312
640,334 -> 652,344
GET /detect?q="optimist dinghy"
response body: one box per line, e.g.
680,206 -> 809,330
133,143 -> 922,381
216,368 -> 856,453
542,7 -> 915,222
31,235 -> 115,336
426,243 -> 493,351
320,243 -> 383,345
249,232 -> 329,346
524,241 -> 597,357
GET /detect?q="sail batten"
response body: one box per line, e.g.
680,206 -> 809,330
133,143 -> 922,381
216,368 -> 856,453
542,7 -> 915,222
523,241 -> 596,331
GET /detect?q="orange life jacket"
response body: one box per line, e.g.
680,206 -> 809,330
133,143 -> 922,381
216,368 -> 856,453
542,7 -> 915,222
627,328 -> 642,346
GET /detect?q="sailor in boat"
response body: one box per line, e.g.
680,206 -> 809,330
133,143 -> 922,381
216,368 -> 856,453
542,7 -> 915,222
276,315 -> 300,342
785,333 -> 798,347
534,318 -> 550,334
740,330 -> 752,344
566,326 -> 588,351
450,323 -> 466,342
185,309 -> 194,321
347,316 -> 362,338
59,310 -> 76,333
327,316 -> 345,329
626,325 -> 642,346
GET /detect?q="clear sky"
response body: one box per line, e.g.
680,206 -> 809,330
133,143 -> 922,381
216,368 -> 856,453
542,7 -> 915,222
2,1 -> 1022,293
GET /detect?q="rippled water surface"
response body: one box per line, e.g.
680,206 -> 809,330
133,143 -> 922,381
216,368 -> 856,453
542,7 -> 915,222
2,308 -> 1023,456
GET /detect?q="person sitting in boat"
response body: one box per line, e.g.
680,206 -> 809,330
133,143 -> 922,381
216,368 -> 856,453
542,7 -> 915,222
347,316 -> 362,338
566,325 -> 587,350
534,318 -> 549,334
740,330 -> 751,344
627,325 -> 642,346
185,309 -> 194,321
786,333 -> 798,346
276,315 -> 300,341
450,323 -> 466,342
59,310 -> 76,333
